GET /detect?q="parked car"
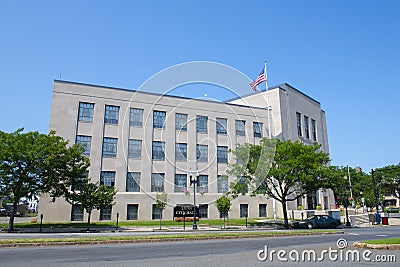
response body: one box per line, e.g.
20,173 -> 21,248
293,215 -> 341,229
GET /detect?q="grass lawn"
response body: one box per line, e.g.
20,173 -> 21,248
0,229 -> 340,245
360,238 -> 400,245
0,218 -> 278,229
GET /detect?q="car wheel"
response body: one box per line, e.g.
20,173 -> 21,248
307,223 -> 313,229
330,222 -> 337,229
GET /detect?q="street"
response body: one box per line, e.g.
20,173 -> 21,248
0,227 -> 399,266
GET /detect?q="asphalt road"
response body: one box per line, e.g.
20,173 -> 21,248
0,227 -> 399,267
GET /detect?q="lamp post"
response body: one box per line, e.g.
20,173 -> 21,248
189,169 -> 200,230
360,191 -> 365,214
343,176 -> 351,227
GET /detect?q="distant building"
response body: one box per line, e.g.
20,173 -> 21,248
38,80 -> 333,222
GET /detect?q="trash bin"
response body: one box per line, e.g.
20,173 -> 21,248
382,216 -> 389,225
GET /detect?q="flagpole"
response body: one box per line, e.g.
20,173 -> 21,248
264,60 -> 268,91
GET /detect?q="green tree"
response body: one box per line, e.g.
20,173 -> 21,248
375,164 -> 400,206
227,138 -> 330,228
215,195 -> 232,229
64,178 -> 117,230
155,192 -> 168,230
0,129 -> 89,231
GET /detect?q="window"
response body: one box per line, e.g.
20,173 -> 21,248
240,204 -> 249,218
253,122 -> 263,138
78,102 -> 94,122
130,108 -> 143,127
174,174 -> 187,192
175,143 -> 187,161
76,135 -> 91,156
217,146 -> 228,163
153,111 -> 166,129
311,119 -> 317,141
216,118 -> 227,135
238,176 -> 248,194
217,175 -> 228,193
102,137 -> 117,157
196,115 -> 208,133
296,112 -> 302,137
71,171 -> 88,192
152,141 -> 165,160
151,173 -> 164,192
71,205 -> 83,221
235,120 -> 246,136
175,113 -> 188,131
128,139 -> 141,159
199,204 -> 208,218
100,171 -> 115,187
126,172 -> 140,192
197,175 -> 208,193
152,204 -> 162,220
304,116 -> 310,139
127,204 -> 138,220
104,105 -> 119,124
100,206 -> 112,220
259,204 -> 267,217
196,145 -> 208,162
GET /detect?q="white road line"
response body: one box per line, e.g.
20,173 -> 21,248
348,233 -> 359,235
376,234 -> 388,237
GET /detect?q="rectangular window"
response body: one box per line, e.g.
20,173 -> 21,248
238,176 -> 248,194
311,119 -> 317,141
71,171 -> 88,192
130,108 -> 143,127
259,204 -> 267,218
304,116 -> 310,139
217,146 -> 228,163
127,204 -> 138,220
76,135 -> 91,156
71,205 -> 83,221
196,115 -> 208,133
78,102 -> 94,122
196,145 -> 208,162
128,139 -> 142,159
175,113 -> 188,131
174,174 -> 187,192
240,204 -> 249,218
104,105 -> 119,124
199,204 -> 208,219
102,137 -> 117,157
151,173 -> 164,192
152,141 -> 165,160
153,111 -> 166,129
197,175 -> 208,193
216,118 -> 227,135
296,112 -> 302,137
175,143 -> 187,161
126,172 -> 140,192
152,204 -> 162,220
235,120 -> 246,136
253,122 -> 263,138
100,171 -> 115,187
217,175 -> 228,193
100,206 -> 112,220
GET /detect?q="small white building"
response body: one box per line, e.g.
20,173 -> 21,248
38,80 -> 334,222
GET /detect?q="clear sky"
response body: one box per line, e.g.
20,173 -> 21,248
1,1 -> 399,172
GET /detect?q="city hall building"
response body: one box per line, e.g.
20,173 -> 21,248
38,80 -> 333,222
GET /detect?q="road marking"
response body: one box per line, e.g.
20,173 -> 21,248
376,234 -> 388,237
348,233 -> 359,236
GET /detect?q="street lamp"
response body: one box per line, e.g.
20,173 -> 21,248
343,176 -> 351,227
360,191 -> 365,214
189,169 -> 200,230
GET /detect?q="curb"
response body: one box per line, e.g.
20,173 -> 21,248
0,231 -> 343,248
354,242 -> 400,250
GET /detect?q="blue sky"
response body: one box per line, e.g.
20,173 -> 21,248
1,1 -> 399,172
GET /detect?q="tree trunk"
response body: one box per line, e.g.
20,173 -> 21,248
8,200 -> 18,231
87,211 -> 91,231
159,212 -> 162,230
223,213 -> 226,229
282,199 -> 289,228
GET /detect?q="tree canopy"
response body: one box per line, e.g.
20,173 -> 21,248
227,138 -> 330,228
0,129 -> 89,230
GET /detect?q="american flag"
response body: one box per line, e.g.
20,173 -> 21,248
249,68 -> 266,91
